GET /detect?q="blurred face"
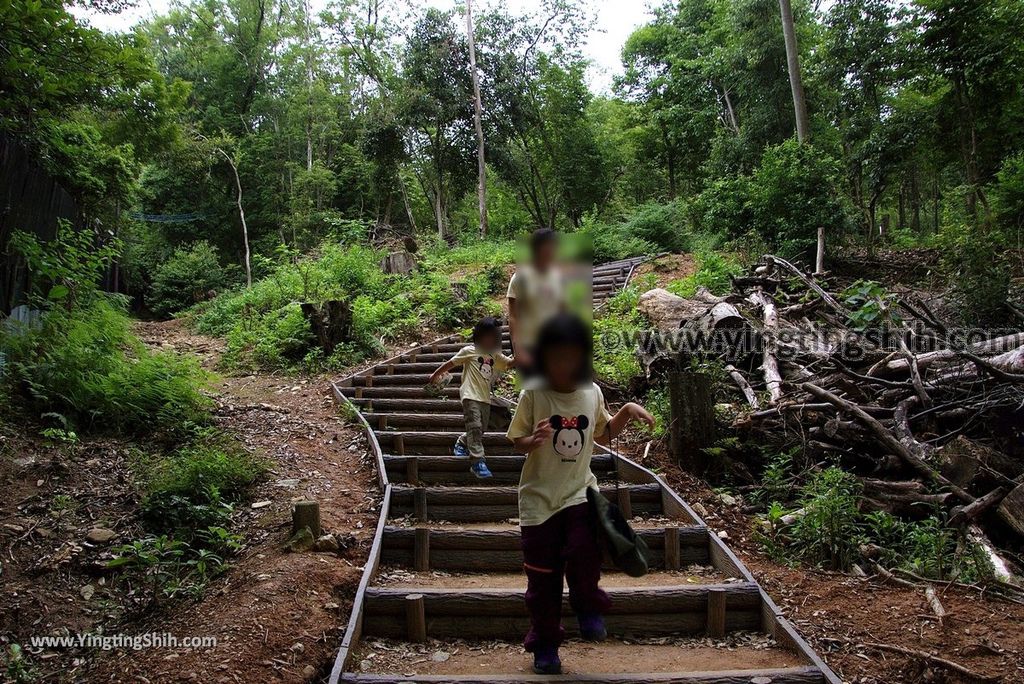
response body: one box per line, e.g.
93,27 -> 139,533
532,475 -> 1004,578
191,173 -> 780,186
533,240 -> 556,271
542,343 -> 584,391
477,330 -> 501,353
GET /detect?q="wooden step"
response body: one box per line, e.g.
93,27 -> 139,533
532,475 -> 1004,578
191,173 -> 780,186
339,386 -> 460,399
361,583 -> 762,640
375,567 -> 730,589
373,412 -> 517,432
380,524 -> 709,571
353,373 -> 455,387
352,398 -> 467,413
341,667 -> 826,684
389,483 -> 663,521
428,343 -> 514,355
376,431 -> 518,457
372,413 -> 469,429
383,453 -> 614,485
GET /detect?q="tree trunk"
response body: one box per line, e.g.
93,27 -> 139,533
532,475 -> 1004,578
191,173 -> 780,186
668,370 -> 716,475
465,0 -> 488,237
218,148 -> 252,288
301,300 -> 353,355
398,173 -> 418,233
660,121 -> 677,200
778,0 -> 810,144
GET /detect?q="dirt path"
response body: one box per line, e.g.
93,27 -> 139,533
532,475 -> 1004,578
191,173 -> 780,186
0,319 -> 380,683
95,320 -> 380,682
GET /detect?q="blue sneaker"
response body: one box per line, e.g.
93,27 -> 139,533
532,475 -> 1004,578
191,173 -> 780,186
470,461 -> 493,479
577,613 -> 607,642
532,646 -> 561,675
453,439 -> 469,458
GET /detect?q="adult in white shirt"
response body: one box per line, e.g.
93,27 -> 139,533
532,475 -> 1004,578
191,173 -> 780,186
507,229 -> 564,373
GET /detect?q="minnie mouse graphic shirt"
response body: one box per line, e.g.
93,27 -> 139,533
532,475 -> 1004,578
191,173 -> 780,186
448,345 -> 513,403
507,384 -> 613,526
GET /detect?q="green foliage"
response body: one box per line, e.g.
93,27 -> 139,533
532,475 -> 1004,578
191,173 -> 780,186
992,153 -> 1024,234
938,229 -> 1011,326
749,140 -> 852,257
620,201 -> 693,253
579,214 -> 657,263
108,528 -> 242,604
756,464 -> 991,579
192,238 -> 511,372
593,285 -> 645,387
667,252 -> 743,298
690,177 -> 755,241
643,386 -> 670,439
1,296 -> 211,436
788,468 -> 864,570
9,225 -> 120,307
150,241 -> 231,317
2,644 -> 37,684
136,429 -> 265,535
842,279 -> 900,330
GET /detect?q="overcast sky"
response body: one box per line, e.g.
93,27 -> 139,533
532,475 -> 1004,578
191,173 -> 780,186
71,0 -> 654,93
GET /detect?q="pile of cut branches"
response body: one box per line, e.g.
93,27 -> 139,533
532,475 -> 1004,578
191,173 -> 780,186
638,254 -> 1024,582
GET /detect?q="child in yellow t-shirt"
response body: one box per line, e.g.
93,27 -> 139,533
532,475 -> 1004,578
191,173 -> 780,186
429,317 -> 514,479
507,313 -> 653,675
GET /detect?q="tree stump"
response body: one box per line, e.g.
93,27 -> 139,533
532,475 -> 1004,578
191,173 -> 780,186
668,370 -> 716,474
301,300 -> 352,355
380,250 -> 417,275
292,500 -> 322,539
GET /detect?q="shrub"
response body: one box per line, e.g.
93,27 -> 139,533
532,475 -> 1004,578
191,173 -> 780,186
690,176 -> 755,241
666,251 -> 743,298
593,286 -> 644,386
619,201 -> 692,253
150,241 -> 230,317
991,153 -> 1024,235
0,296 -> 211,436
785,467 -> 864,570
938,229 -> 1011,326
757,467 -> 989,579
749,139 -> 851,257
138,429 -> 265,534
579,214 -> 657,263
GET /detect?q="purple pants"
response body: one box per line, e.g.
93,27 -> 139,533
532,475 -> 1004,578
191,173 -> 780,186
520,501 -> 611,652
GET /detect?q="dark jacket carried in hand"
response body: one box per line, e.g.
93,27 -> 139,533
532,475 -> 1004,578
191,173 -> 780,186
587,486 -> 650,577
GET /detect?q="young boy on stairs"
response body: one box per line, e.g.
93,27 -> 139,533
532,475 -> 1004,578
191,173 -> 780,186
507,313 -> 654,674
428,317 -> 514,480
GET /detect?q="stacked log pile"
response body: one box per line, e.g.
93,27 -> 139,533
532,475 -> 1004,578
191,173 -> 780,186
637,254 -> 1024,581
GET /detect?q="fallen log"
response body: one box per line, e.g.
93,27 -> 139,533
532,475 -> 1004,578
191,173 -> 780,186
801,383 -> 974,504
949,487 -> 1007,528
762,254 -> 848,315
997,483 -> 1024,538
724,364 -> 760,409
637,288 -> 718,329
872,333 -> 1024,377
924,586 -> 946,625
967,524 -> 1019,585
748,291 -> 783,404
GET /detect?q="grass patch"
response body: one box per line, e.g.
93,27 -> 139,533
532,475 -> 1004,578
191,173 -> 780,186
189,238 -> 512,373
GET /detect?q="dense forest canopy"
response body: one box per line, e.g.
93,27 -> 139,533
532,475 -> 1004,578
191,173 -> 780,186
2,0 -> 1023,314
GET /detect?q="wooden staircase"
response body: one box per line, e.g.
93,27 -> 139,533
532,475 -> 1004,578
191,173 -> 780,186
327,257 -> 839,684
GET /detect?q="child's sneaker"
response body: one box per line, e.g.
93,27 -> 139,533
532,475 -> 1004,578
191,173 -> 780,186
532,646 -> 561,675
453,438 -> 469,458
470,461 -> 493,479
577,613 -> 607,642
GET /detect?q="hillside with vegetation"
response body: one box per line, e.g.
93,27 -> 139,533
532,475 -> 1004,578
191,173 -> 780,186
2,0 -> 1024,682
